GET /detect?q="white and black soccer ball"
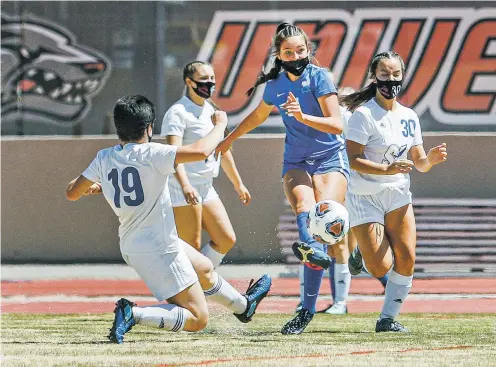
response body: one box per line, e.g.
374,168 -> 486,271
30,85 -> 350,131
307,200 -> 350,245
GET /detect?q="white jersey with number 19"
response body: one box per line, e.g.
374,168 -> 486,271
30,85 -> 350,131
82,142 -> 179,254
346,98 -> 423,196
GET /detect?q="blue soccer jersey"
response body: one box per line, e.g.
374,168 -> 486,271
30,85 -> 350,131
263,64 -> 344,163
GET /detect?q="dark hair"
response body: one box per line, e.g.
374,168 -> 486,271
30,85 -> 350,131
339,51 -> 405,112
246,22 -> 317,97
113,95 -> 155,142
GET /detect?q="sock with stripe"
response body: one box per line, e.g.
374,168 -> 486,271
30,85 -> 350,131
132,304 -> 192,332
204,272 -> 247,314
380,270 -> 413,320
201,242 -> 225,269
334,263 -> 351,304
328,257 -> 336,302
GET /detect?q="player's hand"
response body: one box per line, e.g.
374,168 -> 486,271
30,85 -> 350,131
216,137 -> 232,155
427,143 -> 447,166
83,182 -> 102,196
182,184 -> 200,205
235,184 -> 251,206
386,159 -> 414,175
281,92 -> 306,122
211,111 -> 228,127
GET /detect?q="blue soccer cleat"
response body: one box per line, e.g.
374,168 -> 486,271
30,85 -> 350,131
234,274 -> 272,323
108,298 -> 136,344
292,241 -> 332,270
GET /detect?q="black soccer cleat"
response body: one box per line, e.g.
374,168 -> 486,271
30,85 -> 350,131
348,246 -> 364,276
292,241 -> 332,270
375,318 -> 410,333
234,274 -> 272,323
281,308 -> 314,335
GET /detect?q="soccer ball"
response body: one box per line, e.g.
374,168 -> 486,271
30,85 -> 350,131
307,200 -> 350,245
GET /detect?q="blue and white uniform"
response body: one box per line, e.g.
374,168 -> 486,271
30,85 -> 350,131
161,96 -> 221,207
346,98 -> 423,227
262,64 -> 350,179
82,143 -> 198,301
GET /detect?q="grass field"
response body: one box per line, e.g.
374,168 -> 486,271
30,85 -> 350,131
2,312 -> 495,367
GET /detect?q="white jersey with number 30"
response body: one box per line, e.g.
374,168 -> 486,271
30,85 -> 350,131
346,99 -> 423,195
82,142 -> 179,254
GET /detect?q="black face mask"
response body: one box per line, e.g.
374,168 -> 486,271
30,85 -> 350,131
376,79 -> 403,99
192,80 -> 215,99
280,57 -> 309,76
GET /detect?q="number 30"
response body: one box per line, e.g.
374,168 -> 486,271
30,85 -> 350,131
401,119 -> 416,138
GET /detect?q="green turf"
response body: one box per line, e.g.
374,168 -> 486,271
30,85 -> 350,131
2,313 -> 495,366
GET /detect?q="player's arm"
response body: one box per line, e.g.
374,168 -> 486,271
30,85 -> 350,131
346,140 -> 413,175
217,100 -> 273,153
167,135 -> 193,187
174,111 -> 228,164
221,150 -> 251,205
66,175 -> 102,201
410,143 -> 447,173
284,92 -> 343,134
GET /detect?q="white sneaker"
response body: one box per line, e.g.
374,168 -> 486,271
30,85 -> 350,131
323,302 -> 348,315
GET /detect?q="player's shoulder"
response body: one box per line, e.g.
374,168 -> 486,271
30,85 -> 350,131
307,64 -> 329,75
354,99 -> 376,116
165,96 -> 190,116
396,102 -> 419,119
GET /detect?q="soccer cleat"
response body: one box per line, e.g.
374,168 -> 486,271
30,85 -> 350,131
295,301 -> 303,314
234,274 -> 272,323
318,302 -> 348,315
375,318 -> 410,333
281,308 -> 314,335
292,241 -> 332,270
108,298 -> 136,344
348,246 -> 364,275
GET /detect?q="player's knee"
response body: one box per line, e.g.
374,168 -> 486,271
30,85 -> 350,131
366,262 -> 391,278
222,233 -> 236,251
191,311 -> 209,331
195,255 -> 215,286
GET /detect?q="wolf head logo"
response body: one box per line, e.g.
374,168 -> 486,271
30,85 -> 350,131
1,13 -> 111,127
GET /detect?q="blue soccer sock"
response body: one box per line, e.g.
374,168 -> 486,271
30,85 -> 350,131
328,257 -> 336,302
302,263 -> 324,314
296,212 -> 323,252
377,273 -> 389,288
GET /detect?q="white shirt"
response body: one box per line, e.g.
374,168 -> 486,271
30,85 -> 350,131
161,96 -> 220,184
346,99 -> 423,195
82,143 -> 180,254
340,105 -> 353,138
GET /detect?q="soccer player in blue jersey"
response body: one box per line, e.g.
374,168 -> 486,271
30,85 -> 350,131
217,23 -> 350,334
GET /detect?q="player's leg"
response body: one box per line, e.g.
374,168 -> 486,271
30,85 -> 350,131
377,194 -> 416,332
172,194 -> 203,251
109,251 -> 207,343
201,189 -> 236,268
182,240 -> 272,323
313,171 -> 350,315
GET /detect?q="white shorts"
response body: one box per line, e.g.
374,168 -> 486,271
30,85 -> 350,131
122,241 -> 198,301
169,179 -> 219,207
346,186 -> 412,228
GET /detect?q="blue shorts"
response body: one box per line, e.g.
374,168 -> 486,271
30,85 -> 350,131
282,149 -> 350,180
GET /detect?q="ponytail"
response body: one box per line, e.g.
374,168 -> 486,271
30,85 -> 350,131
246,58 -> 282,97
339,83 -> 376,112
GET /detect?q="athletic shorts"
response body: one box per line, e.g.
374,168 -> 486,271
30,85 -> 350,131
121,240 -> 198,301
282,149 -> 350,180
169,179 -> 219,207
346,186 -> 412,228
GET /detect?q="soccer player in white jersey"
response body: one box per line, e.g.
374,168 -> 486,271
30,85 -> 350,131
161,61 -> 251,268
340,51 -> 447,332
66,95 -> 271,343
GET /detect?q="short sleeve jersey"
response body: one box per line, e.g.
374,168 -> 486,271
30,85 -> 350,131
346,99 -> 423,195
82,143 -> 180,254
262,64 -> 344,163
160,96 -> 220,183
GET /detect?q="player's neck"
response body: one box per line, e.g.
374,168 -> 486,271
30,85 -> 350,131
286,72 -> 301,82
374,93 -> 396,111
120,135 -> 148,147
186,91 -> 206,107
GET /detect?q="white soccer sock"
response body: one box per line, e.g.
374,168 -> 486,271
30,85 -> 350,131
299,263 -> 305,303
380,270 -> 413,320
132,304 -> 193,332
201,243 -> 225,268
334,263 -> 351,304
204,272 -> 247,314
